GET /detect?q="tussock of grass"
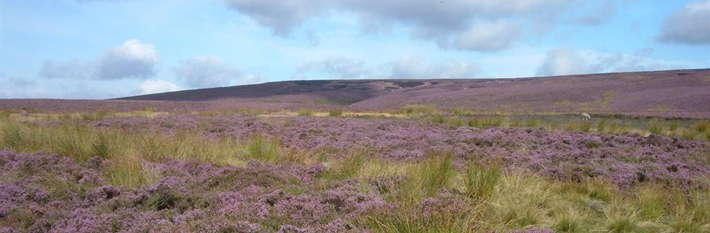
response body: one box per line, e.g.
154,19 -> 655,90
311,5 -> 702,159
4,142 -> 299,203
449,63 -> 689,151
396,104 -> 439,116
328,109 -> 344,117
327,150 -> 367,180
297,109 -> 313,116
431,114 -> 445,124
468,118 -> 504,128
649,119 -> 663,135
245,134 -> 280,163
464,161 -> 501,200
445,118 -> 464,127
420,151 -> 455,197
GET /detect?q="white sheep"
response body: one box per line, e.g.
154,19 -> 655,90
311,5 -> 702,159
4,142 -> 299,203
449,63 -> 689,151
581,112 -> 592,121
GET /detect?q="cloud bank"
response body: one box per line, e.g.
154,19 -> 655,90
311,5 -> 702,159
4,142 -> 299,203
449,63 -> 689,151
172,56 -> 241,88
40,39 -> 160,80
222,0 -> 575,52
536,47 -> 689,76
139,79 -> 181,95
658,0 -> 710,45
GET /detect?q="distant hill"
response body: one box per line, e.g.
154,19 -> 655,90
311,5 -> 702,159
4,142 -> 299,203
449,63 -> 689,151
117,69 -> 710,118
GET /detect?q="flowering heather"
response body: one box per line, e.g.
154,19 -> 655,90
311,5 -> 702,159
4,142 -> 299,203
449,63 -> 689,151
0,150 -> 391,232
2,105 -> 710,231
93,114 -> 710,190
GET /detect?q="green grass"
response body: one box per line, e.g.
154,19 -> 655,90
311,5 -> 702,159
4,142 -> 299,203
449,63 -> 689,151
328,109 -> 344,117
327,150 -> 367,180
0,118 -> 263,187
297,109 -> 313,116
431,114 -> 446,124
395,104 -> 439,116
420,151 -> 454,197
464,161 -> 501,200
245,134 -> 281,163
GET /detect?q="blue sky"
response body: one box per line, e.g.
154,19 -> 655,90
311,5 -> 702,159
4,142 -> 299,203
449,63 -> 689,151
1,0 -> 709,99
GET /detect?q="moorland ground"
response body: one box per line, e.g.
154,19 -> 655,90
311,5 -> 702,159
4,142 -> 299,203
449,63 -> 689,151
1,104 -> 709,233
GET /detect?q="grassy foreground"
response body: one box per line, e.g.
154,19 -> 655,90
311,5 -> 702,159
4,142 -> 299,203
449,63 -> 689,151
1,113 -> 709,232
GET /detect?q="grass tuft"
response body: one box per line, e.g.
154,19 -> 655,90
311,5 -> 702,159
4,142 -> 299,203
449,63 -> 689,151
464,161 -> 501,200
297,109 -> 313,116
421,151 -> 454,197
245,135 -> 280,163
328,150 -> 367,180
328,109 -> 344,117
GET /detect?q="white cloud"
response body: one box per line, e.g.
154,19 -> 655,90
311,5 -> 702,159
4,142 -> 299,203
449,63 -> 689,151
222,0 -> 574,52
295,56 -> 480,79
242,74 -> 268,85
298,57 -> 368,79
572,1 -> 616,26
536,47 -> 694,76
658,0 -> 710,45
535,47 -> 589,76
39,60 -> 92,79
452,21 -> 522,52
39,39 -> 160,80
388,57 -> 480,79
139,79 -> 181,94
172,56 -> 241,88
1,73 -> 35,87
95,39 -> 160,80
223,0 -> 325,36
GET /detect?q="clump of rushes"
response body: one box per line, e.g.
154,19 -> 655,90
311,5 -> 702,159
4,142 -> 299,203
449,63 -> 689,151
695,121 -> 709,133
328,109 -> 343,117
246,134 -> 280,163
578,121 -> 592,132
668,121 -> 680,132
141,106 -> 155,112
552,210 -> 587,233
297,109 -> 313,116
105,156 -> 161,188
468,118 -> 481,128
596,120 -> 607,133
56,124 -> 96,163
681,129 -> 696,140
331,150 -> 367,180
431,114 -> 446,124
524,119 -> 540,128
396,104 -> 439,115
465,161 -> 501,200
421,151 -> 454,197
453,108 -> 467,115
446,118 -> 464,127
91,131 -> 111,159
510,120 -> 522,128
648,119 -> 663,135
0,109 -> 11,120
483,118 -> 504,128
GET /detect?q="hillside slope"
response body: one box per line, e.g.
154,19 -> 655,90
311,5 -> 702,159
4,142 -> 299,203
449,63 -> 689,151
117,69 -> 710,117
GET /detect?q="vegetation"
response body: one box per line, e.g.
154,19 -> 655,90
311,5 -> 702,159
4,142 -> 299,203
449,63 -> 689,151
1,108 -> 709,232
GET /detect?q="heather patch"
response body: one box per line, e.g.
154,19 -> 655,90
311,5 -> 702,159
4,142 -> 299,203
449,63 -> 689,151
84,114 -> 710,190
2,110 -> 710,232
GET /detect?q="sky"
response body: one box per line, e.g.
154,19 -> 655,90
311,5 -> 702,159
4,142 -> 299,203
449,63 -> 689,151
1,0 -> 709,99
